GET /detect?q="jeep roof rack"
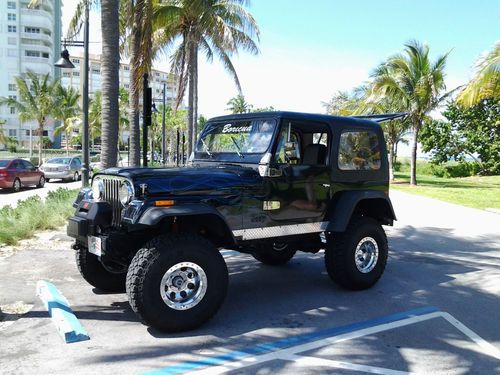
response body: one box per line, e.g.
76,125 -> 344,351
350,112 -> 408,123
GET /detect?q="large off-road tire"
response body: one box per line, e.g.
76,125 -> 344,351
325,216 -> 388,290
75,246 -> 126,292
126,233 -> 228,332
252,242 -> 296,265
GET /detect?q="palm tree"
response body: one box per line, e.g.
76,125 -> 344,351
0,119 -> 7,148
153,0 -> 260,156
457,42 -> 499,107
369,41 -> 451,185
89,91 -> 102,147
100,0 -> 120,168
118,87 -> 130,149
0,71 -> 58,165
226,95 -> 253,114
54,85 -> 81,155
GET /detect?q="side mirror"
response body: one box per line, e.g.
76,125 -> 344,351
258,152 -> 282,177
284,142 -> 300,160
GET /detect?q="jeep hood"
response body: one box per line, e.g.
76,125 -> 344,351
101,165 -> 261,196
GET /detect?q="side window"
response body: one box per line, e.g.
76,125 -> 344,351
338,131 -> 381,171
22,160 -> 34,169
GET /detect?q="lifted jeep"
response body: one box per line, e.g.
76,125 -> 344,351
67,111 -> 397,332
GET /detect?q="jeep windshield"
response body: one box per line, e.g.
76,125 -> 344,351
196,119 -> 277,157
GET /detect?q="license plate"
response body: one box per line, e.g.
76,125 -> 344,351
88,236 -> 102,256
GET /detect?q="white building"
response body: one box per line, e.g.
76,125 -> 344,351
0,0 -> 62,148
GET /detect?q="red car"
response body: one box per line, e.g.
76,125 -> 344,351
0,158 -> 46,192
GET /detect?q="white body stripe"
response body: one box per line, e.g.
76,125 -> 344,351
233,221 -> 329,240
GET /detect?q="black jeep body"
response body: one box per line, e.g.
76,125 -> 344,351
67,111 -> 396,332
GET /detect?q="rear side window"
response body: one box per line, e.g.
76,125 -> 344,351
338,130 -> 381,170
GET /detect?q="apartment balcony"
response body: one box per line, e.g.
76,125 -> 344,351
21,9 -> 54,31
21,32 -> 53,46
22,45 -> 52,56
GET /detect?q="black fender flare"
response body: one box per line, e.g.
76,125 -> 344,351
325,190 -> 396,232
137,203 -> 237,246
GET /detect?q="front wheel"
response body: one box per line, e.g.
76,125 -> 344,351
75,246 -> 126,292
325,217 -> 388,290
252,242 -> 296,265
37,176 -> 45,188
126,233 -> 228,332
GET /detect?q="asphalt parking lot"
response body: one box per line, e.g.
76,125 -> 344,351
0,180 -> 81,208
0,190 -> 499,374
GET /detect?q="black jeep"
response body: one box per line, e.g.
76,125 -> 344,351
67,111 -> 396,332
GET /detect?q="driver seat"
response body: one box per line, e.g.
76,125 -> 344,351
303,144 -> 327,165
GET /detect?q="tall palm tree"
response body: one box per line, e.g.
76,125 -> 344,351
369,41 -> 451,185
100,0 -> 120,168
153,0 -> 260,156
457,42 -> 499,107
226,95 -> 253,113
54,85 -> 81,155
0,71 -> 59,165
118,87 -> 130,149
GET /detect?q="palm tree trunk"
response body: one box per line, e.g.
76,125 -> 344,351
66,129 -> 70,156
192,47 -> 198,151
187,41 -> 196,157
128,1 -> 141,167
410,121 -> 420,186
388,142 -> 394,181
100,0 -> 120,169
38,124 -> 43,166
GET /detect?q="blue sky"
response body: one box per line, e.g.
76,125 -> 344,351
63,0 -> 499,118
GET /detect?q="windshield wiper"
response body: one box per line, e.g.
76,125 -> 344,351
200,138 -> 212,157
230,136 -> 244,158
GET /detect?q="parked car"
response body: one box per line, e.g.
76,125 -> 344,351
68,111 -> 401,333
40,156 -> 82,182
0,158 -> 46,192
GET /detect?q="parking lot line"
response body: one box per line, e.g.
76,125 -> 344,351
283,354 -> 411,375
144,306 -> 438,374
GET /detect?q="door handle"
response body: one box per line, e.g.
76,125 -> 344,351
321,183 -> 331,188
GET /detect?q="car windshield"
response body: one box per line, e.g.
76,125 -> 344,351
47,157 -> 71,164
0,160 -> 10,167
196,119 -> 277,155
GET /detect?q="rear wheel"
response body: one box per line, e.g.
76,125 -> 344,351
126,233 -> 228,332
325,217 -> 388,290
37,176 -> 45,188
73,171 -> 79,181
75,246 -> 126,292
12,178 -> 21,193
252,242 -> 296,265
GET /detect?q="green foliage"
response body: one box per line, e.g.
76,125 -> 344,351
0,188 -> 78,246
420,99 -> 500,175
226,95 -> 253,114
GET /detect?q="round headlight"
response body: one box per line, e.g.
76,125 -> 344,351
92,177 -> 104,200
119,180 -> 134,205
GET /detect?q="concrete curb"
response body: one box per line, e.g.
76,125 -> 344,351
36,280 -> 90,343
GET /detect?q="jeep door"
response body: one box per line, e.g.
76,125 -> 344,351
262,119 -> 332,226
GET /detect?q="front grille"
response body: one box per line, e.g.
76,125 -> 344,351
102,178 -> 123,227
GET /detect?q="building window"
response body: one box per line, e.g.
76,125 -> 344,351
8,37 -> 17,45
26,130 -> 30,136
8,25 -> 17,33
8,84 -> 16,91
123,65 -> 130,71
43,130 -> 48,136
338,131 -> 381,171
8,1 -> 16,9
26,50 -> 40,57
8,129 -> 16,137
62,72 -> 71,77
124,84 -> 129,89
24,27 -> 40,34
42,52 -> 49,59
71,58 -> 80,64
8,13 -> 16,21
92,68 -> 100,74
8,95 -> 17,100
10,107 -> 16,114
73,71 -> 80,77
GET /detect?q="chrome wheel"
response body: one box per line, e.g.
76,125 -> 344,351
160,262 -> 208,311
74,172 -> 79,181
272,243 -> 288,251
13,179 -> 21,192
354,237 -> 379,273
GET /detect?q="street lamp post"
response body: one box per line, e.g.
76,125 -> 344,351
55,3 -> 90,187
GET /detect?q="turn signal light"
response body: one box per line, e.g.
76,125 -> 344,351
154,200 -> 175,207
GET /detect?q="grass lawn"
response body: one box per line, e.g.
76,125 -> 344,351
391,173 -> 500,210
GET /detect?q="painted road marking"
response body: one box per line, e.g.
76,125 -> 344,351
144,307 -> 500,374
36,280 -> 90,343
143,307 -> 437,374
284,354 -> 411,375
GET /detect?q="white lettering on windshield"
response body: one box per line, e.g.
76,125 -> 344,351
221,124 -> 253,133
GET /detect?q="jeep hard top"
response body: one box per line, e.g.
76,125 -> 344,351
67,111 -> 396,332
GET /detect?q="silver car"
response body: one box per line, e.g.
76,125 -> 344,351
40,156 -> 82,182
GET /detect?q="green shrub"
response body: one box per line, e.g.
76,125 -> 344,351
0,188 -> 78,246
